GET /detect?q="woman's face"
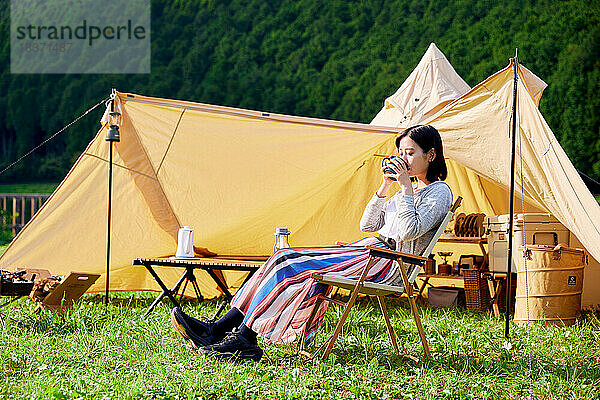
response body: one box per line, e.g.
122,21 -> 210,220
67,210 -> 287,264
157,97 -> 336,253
397,135 -> 434,180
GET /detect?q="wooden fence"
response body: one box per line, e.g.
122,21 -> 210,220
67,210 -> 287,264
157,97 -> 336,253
1,194 -> 51,236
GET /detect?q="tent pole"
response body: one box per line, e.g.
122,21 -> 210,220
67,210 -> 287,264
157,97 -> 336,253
505,49 -> 519,339
106,142 -> 113,305
105,89 -> 120,306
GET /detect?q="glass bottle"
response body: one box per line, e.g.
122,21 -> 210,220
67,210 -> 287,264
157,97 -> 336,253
273,228 -> 291,253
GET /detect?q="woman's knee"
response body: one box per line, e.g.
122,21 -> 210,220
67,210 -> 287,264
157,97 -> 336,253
272,248 -> 302,263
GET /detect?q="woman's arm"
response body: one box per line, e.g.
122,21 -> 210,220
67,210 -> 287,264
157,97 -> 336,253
396,183 -> 452,241
360,163 -> 397,232
359,192 -> 387,232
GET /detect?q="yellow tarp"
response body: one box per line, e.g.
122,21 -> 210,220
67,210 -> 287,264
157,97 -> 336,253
0,96 -> 400,298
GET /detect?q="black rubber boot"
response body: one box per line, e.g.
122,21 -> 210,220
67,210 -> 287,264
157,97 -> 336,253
170,307 -> 224,348
199,324 -> 263,361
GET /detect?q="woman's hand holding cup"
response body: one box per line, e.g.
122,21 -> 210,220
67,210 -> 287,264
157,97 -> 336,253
381,156 -> 409,183
377,156 -> 412,197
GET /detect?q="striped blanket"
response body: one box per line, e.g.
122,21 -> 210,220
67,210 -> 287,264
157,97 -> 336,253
231,236 -> 396,344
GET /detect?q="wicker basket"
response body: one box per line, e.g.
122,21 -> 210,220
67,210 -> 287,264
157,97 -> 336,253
463,269 -> 490,310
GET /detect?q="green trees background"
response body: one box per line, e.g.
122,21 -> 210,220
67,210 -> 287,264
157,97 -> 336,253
1,0 -> 599,182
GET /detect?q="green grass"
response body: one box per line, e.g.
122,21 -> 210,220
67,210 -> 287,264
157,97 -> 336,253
0,293 -> 598,400
0,182 -> 59,194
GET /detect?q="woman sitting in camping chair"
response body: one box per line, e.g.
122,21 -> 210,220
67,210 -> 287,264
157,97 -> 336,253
171,125 -> 453,361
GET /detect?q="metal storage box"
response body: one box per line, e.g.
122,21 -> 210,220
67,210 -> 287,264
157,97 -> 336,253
485,213 -> 570,273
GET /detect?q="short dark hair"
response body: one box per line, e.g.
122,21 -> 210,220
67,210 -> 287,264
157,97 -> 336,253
395,125 -> 447,182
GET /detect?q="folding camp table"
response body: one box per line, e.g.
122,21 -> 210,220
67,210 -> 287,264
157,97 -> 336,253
482,271 -> 509,320
414,237 -> 488,302
133,257 -> 265,318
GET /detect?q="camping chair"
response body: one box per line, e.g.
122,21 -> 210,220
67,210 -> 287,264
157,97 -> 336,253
301,196 -> 462,360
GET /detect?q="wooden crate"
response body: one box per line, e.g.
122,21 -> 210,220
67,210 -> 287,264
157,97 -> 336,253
495,276 -> 517,313
463,269 -> 490,310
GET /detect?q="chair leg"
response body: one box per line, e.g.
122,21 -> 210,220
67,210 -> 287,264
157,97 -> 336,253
406,295 -> 431,358
321,291 -> 357,360
377,296 -> 401,354
397,260 -> 431,358
320,256 -> 378,360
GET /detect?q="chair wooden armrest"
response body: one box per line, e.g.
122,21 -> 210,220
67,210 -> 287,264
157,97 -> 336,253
364,245 -> 428,264
312,274 -> 405,296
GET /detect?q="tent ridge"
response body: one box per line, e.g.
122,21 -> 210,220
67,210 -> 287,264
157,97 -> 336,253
118,93 -> 400,135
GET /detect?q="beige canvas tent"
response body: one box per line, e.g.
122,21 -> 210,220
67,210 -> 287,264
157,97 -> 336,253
371,42 -> 471,127
1,47 -> 598,307
429,61 -> 600,308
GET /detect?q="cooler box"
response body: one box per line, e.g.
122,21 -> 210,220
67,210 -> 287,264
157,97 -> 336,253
485,213 -> 570,273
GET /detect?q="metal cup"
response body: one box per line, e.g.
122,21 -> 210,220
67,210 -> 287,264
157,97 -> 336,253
381,156 -> 408,181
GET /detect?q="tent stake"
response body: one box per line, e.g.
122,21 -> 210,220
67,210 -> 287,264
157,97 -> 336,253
505,49 -> 519,339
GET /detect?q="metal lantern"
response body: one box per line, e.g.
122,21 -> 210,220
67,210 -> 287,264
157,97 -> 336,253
273,227 -> 291,253
105,111 -> 121,142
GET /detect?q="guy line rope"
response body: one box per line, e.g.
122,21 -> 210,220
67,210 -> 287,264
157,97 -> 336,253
0,96 -> 110,177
